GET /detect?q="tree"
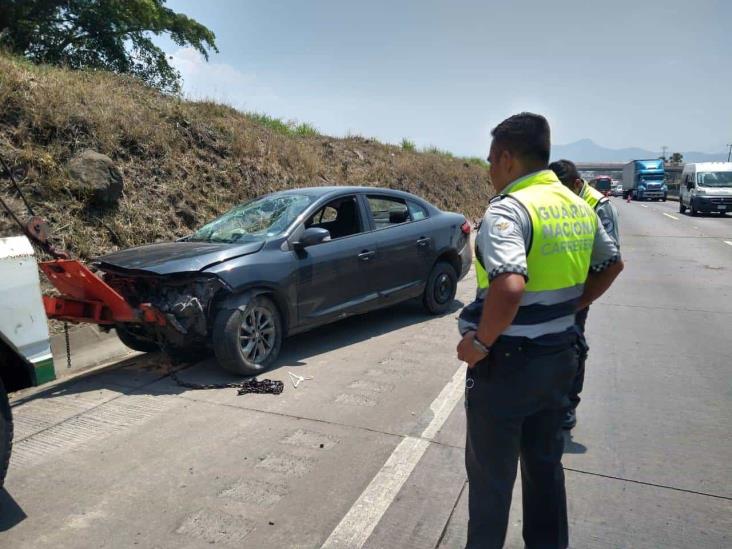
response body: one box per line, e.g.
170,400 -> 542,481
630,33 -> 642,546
670,152 -> 684,164
0,0 -> 217,93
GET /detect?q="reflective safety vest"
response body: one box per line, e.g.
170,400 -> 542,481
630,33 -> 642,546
580,181 -> 607,210
472,170 -> 597,338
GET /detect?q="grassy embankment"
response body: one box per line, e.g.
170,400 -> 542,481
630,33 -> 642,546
0,53 -> 492,259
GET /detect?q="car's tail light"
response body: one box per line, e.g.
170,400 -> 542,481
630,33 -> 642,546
461,220 -> 471,235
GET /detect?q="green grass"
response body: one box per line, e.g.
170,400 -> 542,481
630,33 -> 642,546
464,157 -> 489,169
294,122 -> 319,137
423,145 -> 454,158
245,112 -> 319,137
401,138 -> 416,152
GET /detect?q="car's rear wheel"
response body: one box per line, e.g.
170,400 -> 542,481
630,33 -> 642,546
423,261 -> 457,315
0,377 -> 12,489
115,325 -> 160,353
213,295 -> 282,375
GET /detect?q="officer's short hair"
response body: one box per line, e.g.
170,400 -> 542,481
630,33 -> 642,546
491,113 -> 550,168
548,159 -> 581,188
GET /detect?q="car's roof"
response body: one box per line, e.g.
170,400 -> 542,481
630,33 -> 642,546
273,185 -> 433,203
684,162 -> 732,172
275,185 -> 403,196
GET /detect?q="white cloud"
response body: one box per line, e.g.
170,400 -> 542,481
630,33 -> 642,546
169,47 -> 279,113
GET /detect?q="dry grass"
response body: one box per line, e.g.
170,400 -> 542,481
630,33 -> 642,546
0,54 -> 493,259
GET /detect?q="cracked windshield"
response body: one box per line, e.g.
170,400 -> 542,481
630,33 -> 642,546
189,194 -> 313,243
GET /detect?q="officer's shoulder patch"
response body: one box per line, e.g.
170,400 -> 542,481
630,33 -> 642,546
490,218 -> 515,236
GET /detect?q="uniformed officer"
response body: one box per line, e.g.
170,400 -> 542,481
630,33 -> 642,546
548,159 -> 621,429
457,113 -> 623,548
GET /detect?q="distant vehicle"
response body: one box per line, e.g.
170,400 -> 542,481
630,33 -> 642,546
622,159 -> 667,201
590,176 -> 613,196
611,183 -> 624,197
678,162 -> 732,216
95,187 -> 472,375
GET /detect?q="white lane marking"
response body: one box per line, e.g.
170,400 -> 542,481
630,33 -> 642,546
322,364 -> 465,548
663,213 -> 679,220
724,241 -> 732,247
641,204 -> 648,208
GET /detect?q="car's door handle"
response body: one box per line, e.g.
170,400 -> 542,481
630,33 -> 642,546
358,250 -> 376,262
416,237 -> 431,248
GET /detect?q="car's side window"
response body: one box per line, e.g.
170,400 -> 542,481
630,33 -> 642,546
407,201 -> 428,221
367,196 -> 410,229
305,196 -> 363,240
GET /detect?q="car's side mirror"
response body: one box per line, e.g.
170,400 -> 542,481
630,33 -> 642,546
293,227 -> 331,250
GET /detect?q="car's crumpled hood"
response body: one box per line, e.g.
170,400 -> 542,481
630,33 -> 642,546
94,241 -> 265,275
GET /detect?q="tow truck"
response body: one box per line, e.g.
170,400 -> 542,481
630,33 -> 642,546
0,159 -> 175,487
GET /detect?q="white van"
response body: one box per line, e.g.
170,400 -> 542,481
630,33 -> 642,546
678,162 -> 732,215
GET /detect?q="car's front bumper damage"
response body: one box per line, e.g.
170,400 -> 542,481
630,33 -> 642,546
101,269 -> 228,346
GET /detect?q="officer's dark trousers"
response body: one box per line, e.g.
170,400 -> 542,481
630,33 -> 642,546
568,307 -> 590,409
465,338 -> 578,549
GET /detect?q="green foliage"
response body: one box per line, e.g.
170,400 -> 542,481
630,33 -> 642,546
464,157 -> 489,168
245,112 -> 293,135
670,152 -> 683,164
0,0 -> 217,93
294,122 -> 319,137
423,145 -> 454,158
401,138 -> 416,152
245,113 -> 319,137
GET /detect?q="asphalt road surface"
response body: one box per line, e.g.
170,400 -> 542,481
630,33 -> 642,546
2,197 -> 731,548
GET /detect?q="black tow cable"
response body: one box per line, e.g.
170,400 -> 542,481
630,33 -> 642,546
164,355 -> 284,395
169,370 -> 284,395
0,156 -> 35,217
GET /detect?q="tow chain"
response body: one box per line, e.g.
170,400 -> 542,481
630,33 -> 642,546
64,322 -> 72,369
168,367 -> 284,395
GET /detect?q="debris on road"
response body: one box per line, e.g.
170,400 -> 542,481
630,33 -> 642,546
288,371 -> 313,389
169,369 -> 284,395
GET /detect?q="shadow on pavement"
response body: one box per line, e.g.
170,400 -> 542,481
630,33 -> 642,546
563,431 -> 588,454
11,297 -> 464,404
0,488 -> 27,531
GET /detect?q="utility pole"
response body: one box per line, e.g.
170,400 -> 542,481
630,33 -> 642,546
661,146 -> 668,161
727,144 -> 732,162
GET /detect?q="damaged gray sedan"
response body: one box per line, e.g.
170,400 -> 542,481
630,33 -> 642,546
95,186 -> 472,375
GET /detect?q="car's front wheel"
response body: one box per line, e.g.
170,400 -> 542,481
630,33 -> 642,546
213,295 -> 282,376
423,261 -> 457,315
679,200 -> 686,214
0,377 -> 12,489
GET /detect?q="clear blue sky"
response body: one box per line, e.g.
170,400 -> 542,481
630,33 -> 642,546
161,0 -> 730,157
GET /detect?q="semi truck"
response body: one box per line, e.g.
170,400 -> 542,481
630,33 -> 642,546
590,175 -> 613,196
622,159 -> 668,201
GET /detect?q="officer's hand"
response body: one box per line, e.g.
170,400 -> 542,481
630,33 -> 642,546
457,331 -> 487,368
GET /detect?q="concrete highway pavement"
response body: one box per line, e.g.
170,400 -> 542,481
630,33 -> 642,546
2,198 -> 731,548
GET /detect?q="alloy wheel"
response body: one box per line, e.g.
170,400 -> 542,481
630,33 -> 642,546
434,273 -> 453,304
239,306 -> 276,363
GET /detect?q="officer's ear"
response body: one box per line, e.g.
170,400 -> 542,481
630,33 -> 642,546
573,179 -> 583,194
501,148 -> 518,175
